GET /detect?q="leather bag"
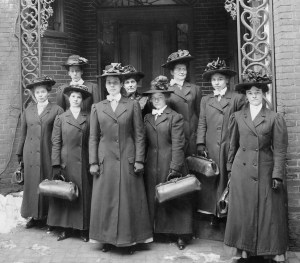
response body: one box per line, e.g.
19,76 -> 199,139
186,155 -> 219,177
155,174 -> 201,204
38,174 -> 79,201
217,180 -> 230,218
11,162 -> 24,185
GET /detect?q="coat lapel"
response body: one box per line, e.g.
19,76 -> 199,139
146,114 -> 156,130
242,106 -> 258,135
219,90 -> 232,109
103,100 -> 118,121
39,103 -> 52,120
155,107 -> 171,126
114,97 -> 127,118
65,110 -> 82,130
208,94 -> 224,112
169,85 -> 187,101
77,112 -> 87,126
182,82 -> 191,97
253,106 -> 266,128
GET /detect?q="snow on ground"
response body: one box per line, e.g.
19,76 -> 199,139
0,192 -> 26,233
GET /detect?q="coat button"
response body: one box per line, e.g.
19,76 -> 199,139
253,163 -> 257,166
116,139 -> 119,143
243,163 -> 246,166
217,127 -> 221,130
253,178 -> 258,181
255,149 -> 258,152
242,147 -> 246,151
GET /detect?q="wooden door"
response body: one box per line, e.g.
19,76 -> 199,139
97,6 -> 193,98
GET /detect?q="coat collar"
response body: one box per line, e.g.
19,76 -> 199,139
242,105 -> 258,135
169,81 -> 191,101
146,106 -> 172,128
208,89 -> 233,112
102,96 -> 128,120
65,109 -> 87,129
252,105 -> 266,127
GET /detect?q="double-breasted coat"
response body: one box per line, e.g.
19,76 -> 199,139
16,103 -> 64,219
56,81 -> 100,112
167,82 -> 202,156
144,107 -> 193,234
89,97 -> 152,246
196,90 -> 244,215
224,105 -> 288,255
47,110 -> 92,230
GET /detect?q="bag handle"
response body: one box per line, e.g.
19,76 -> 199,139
52,172 -> 66,181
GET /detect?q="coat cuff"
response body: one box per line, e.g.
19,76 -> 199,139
170,161 -> 182,172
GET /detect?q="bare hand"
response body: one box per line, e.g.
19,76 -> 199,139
272,178 -> 282,190
134,162 -> 144,174
90,164 -> 100,176
139,97 -> 148,110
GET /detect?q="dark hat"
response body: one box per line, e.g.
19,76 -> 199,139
202,58 -> 236,81
122,65 -> 144,81
161,50 -> 194,68
143,75 -> 173,95
235,70 -> 272,93
62,55 -> 88,69
98,63 -> 125,78
26,75 -> 56,91
63,84 -> 91,100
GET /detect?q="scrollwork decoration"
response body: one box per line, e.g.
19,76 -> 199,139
224,0 -> 237,20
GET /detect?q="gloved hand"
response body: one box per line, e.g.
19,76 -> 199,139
17,155 -> 23,163
52,165 -> 61,177
167,169 -> 182,181
227,171 -> 231,179
197,144 -> 207,157
272,178 -> 283,190
134,162 -> 144,175
90,164 -> 100,176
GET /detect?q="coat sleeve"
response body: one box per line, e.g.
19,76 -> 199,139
170,113 -> 185,172
272,113 -> 288,180
89,104 -> 101,165
196,96 -> 207,145
227,113 -> 240,171
16,111 -> 27,156
133,100 -> 145,163
51,115 -> 62,167
194,85 -> 202,118
92,83 -> 100,104
56,86 -> 66,110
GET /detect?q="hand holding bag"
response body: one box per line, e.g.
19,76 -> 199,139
217,179 -> 230,218
11,162 -> 24,185
38,173 -> 79,201
186,155 -> 219,177
155,174 -> 201,204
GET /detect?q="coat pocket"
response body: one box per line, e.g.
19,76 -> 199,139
128,156 -> 135,175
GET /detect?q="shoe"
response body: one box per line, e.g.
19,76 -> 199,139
47,226 -> 53,232
236,258 -> 248,263
176,237 -> 186,250
126,245 -> 136,255
102,243 -> 112,252
25,218 -> 36,229
80,230 -> 89,242
210,215 -> 219,226
57,230 -> 71,241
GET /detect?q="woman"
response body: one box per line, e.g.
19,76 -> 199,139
225,70 -> 288,263
162,50 -> 202,156
47,84 -> 92,242
56,54 -> 100,112
143,76 -> 193,250
16,76 -> 64,228
89,63 -> 152,253
122,64 -> 149,115
196,58 -> 245,225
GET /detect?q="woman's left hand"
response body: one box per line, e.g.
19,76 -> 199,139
272,178 -> 283,190
139,97 -> 148,110
134,162 -> 144,175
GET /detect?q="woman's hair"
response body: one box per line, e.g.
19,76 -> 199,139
33,84 -> 51,92
124,75 -> 140,83
104,75 -> 123,83
66,90 -> 83,98
169,62 -> 189,71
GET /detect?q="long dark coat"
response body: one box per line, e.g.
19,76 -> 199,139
196,90 -> 244,215
47,110 -> 92,230
16,103 -> 63,219
144,107 -> 193,234
224,105 -> 288,256
167,81 -> 202,156
89,97 -> 152,246
56,81 -> 99,112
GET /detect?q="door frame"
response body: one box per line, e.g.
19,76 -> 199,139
97,5 -> 194,99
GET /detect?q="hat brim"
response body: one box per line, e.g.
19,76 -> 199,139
63,86 -> 91,99
26,80 -> 56,90
142,90 -> 173,95
97,73 -> 124,78
235,81 -> 271,93
123,72 -> 145,81
161,56 -> 194,68
202,69 -> 237,81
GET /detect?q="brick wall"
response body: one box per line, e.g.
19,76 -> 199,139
0,0 -> 22,190
274,0 -> 300,251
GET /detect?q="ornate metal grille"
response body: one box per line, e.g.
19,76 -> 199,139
19,0 -> 54,107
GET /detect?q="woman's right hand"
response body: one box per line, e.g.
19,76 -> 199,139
197,144 -> 208,157
90,164 -> 100,176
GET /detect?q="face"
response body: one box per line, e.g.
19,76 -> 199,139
106,76 -> 122,96
124,78 -> 138,94
34,86 -> 48,103
150,93 -> 167,109
246,86 -> 263,106
68,66 -> 83,82
171,64 -> 187,81
69,91 -> 83,107
211,73 -> 228,91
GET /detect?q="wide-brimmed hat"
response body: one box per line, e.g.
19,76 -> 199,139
235,70 -> 272,93
122,65 -> 144,81
62,55 -> 88,69
63,84 -> 91,99
98,63 -> 125,78
202,58 -> 236,81
143,76 -> 173,95
26,75 -> 56,91
161,50 -> 194,69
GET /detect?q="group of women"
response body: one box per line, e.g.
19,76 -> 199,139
16,51 -> 288,262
